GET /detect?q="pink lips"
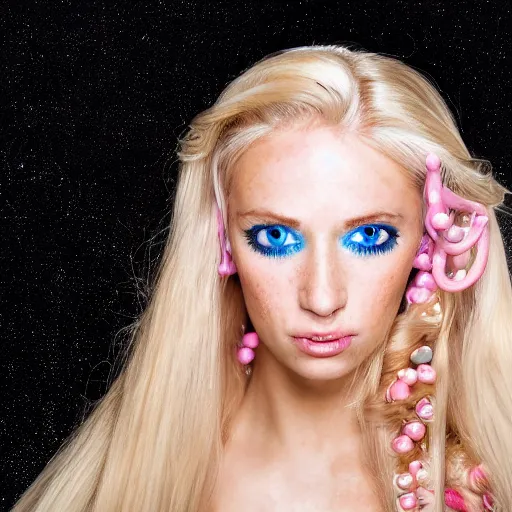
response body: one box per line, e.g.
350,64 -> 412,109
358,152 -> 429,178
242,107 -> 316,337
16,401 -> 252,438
292,334 -> 353,358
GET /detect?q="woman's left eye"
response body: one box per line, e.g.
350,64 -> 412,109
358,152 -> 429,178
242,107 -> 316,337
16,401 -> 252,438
341,224 -> 399,257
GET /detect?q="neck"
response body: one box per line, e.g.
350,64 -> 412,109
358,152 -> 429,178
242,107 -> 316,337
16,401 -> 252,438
232,344 -> 364,459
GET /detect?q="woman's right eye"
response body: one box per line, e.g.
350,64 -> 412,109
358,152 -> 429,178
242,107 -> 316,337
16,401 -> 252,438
243,225 -> 305,259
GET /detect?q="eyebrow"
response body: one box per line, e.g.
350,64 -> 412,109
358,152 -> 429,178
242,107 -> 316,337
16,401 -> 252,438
237,208 -> 404,231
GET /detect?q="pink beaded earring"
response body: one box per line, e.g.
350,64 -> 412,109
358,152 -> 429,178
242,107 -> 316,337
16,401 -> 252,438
405,153 -> 490,304
216,205 -> 260,370
238,331 -> 260,365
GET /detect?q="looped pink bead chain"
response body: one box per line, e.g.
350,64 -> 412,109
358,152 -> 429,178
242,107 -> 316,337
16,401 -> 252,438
406,153 -> 490,304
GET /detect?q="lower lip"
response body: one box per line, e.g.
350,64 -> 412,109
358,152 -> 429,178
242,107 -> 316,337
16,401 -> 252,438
293,336 -> 353,358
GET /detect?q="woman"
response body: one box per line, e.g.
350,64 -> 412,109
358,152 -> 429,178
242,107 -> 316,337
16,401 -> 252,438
13,46 -> 512,511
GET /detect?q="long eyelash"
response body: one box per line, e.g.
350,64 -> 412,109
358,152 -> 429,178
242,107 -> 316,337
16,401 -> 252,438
349,241 -> 397,257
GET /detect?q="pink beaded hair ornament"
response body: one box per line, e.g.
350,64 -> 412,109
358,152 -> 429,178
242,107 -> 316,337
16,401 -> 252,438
405,153 -> 490,305
216,153 -> 493,509
388,153 -> 492,511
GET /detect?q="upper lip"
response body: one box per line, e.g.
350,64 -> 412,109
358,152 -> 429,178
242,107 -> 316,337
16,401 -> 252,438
292,331 -> 354,339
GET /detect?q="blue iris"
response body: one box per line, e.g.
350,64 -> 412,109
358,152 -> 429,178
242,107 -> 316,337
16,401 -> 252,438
243,223 -> 399,259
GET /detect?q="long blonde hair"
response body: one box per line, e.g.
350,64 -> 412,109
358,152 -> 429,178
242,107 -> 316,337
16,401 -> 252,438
13,46 -> 512,511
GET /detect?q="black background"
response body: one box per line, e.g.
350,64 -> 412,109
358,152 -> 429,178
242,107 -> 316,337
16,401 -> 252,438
2,0 -> 511,509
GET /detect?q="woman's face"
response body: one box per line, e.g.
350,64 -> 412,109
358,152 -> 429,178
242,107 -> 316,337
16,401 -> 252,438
227,125 -> 424,381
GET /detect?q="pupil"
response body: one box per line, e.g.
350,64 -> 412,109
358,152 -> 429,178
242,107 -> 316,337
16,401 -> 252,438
364,227 -> 376,237
270,228 -> 282,239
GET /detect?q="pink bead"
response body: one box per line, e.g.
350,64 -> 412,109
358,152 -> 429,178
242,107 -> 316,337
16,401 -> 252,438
416,397 -> 434,421
414,253 -> 433,271
444,488 -> 468,512
402,421 -> 426,441
445,224 -> 465,243
398,492 -> 418,510
237,347 -> 255,365
397,368 -> 418,386
392,434 -> 415,454
416,271 -> 438,291
426,152 -> 441,170
469,464 -> 487,489
395,473 -> 414,490
483,493 -> 494,510
406,286 -> 432,304
416,364 -> 436,384
432,212 -> 452,230
242,332 -> 259,349
408,460 -> 422,478
386,379 -> 411,402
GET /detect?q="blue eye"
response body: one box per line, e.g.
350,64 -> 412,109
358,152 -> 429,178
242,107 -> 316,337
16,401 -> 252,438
243,224 -> 305,259
341,224 -> 399,257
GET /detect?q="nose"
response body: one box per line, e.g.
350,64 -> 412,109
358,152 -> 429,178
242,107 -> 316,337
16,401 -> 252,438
298,237 -> 348,318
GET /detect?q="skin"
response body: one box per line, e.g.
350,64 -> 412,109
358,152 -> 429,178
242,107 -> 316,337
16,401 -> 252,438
211,124 -> 424,511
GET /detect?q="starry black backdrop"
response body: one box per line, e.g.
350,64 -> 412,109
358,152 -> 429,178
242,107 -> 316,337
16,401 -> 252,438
1,0 -> 511,509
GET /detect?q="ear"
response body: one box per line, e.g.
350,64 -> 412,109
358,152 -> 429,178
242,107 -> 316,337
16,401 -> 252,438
216,205 -> 238,277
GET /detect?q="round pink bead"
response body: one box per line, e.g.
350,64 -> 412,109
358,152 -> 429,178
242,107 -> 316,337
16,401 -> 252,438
398,492 -> 418,510
392,435 -> 415,454
432,212 -> 451,230
445,225 -> 465,243
407,287 -> 432,304
402,421 -> 426,441
397,368 -> 418,386
415,253 -> 433,271
242,332 -> 259,349
387,379 -> 411,401
426,153 -> 441,169
416,271 -> 438,291
417,364 -> 436,384
395,473 -> 413,490
408,460 -> 422,477
416,397 -> 434,420
237,347 -> 255,365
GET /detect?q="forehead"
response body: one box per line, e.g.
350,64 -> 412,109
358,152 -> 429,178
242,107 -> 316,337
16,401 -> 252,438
229,126 -> 422,225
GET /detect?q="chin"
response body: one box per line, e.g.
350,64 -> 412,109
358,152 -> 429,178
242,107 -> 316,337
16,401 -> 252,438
287,358 -> 357,383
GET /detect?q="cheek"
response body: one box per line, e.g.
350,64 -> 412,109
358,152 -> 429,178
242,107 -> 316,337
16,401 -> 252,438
373,272 -> 405,309
352,259 -> 411,326
237,265 -> 287,327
